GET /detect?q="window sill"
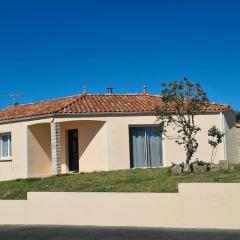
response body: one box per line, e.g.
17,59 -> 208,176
0,158 -> 12,162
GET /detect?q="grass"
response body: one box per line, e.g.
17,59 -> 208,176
1,165 -> 240,200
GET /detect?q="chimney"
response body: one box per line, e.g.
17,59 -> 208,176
106,87 -> 113,94
83,86 -> 87,94
143,85 -> 147,94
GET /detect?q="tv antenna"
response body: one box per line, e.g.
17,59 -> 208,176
0,92 -> 24,106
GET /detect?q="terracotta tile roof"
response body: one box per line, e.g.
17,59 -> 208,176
0,93 -> 230,122
0,96 -> 79,121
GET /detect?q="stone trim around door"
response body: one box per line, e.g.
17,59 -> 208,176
51,122 -> 61,175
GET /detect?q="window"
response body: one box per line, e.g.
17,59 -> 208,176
129,126 -> 163,168
0,133 -> 12,160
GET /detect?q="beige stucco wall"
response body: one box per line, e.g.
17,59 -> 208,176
237,125 -> 240,161
223,111 -> 238,162
0,200 -> 26,224
1,183 -> 240,229
44,110 -> 236,172
0,122 -> 28,181
105,113 -> 225,169
0,110 -> 236,180
54,113 -> 226,172
60,120 -> 108,173
27,123 -> 52,177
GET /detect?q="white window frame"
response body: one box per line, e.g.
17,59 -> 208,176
0,133 -> 12,161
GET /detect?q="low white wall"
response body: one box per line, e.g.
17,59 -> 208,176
0,201 -> 26,224
0,183 -> 240,229
237,126 -> 240,161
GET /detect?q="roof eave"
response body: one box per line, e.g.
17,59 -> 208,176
0,108 -> 230,125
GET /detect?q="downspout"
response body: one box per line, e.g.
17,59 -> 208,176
220,112 -> 227,160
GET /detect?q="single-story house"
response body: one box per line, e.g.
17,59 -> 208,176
0,88 -> 237,181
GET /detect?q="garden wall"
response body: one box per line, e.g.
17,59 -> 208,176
236,124 -> 240,161
0,183 -> 240,229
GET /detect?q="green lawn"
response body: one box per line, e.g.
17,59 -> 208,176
1,165 -> 240,200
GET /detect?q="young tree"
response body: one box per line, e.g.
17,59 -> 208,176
156,77 -> 209,164
208,126 -> 224,163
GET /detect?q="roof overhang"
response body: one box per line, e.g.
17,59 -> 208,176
0,108 -> 231,125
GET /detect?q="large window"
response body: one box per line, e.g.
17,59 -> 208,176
0,133 -> 12,160
129,126 -> 163,168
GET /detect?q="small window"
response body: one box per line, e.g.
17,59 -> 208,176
0,133 -> 12,160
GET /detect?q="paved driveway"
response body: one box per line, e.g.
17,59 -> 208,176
1,225 -> 240,240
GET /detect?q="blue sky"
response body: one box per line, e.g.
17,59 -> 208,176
0,0 -> 240,109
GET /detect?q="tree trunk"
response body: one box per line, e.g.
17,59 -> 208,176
186,152 -> 192,164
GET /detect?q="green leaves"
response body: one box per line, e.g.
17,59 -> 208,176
208,126 -> 224,148
156,77 -> 210,164
208,126 -> 224,163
